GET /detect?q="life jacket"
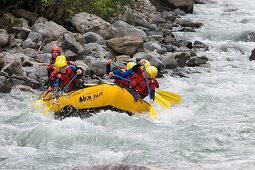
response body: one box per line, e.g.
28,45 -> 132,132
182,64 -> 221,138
130,70 -> 159,99
51,66 -> 77,91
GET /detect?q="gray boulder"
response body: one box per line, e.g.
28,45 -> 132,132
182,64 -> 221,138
133,52 -> 164,70
61,33 -> 85,55
186,56 -> 208,67
22,38 -> 35,49
0,76 -> 13,93
27,32 -> 43,43
113,20 -> 147,40
0,29 -> 10,47
75,60 -> 92,76
2,60 -> 24,76
163,0 -> 194,13
84,32 -> 106,45
84,56 -> 108,76
106,36 -> 144,55
32,21 -> 67,39
84,43 -> 112,58
72,12 -> 117,39
161,52 -> 178,69
11,9 -> 38,26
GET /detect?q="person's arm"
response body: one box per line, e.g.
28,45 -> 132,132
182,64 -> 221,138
150,89 -> 155,100
117,68 -> 133,78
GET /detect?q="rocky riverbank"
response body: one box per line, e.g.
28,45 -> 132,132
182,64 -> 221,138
0,0 -> 210,93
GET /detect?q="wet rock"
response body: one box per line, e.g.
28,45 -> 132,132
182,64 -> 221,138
186,56 -> 208,67
9,75 -> 40,89
62,33 -> 85,55
163,0 -> 194,13
249,48 -> 255,61
193,40 -> 209,51
161,53 -> 178,69
175,18 -> 203,28
178,27 -> 196,32
15,85 -> 37,93
72,12 -> 117,39
0,29 -> 10,47
35,53 -> 51,63
0,71 -> 9,78
113,20 -> 147,40
161,10 -> 176,22
173,9 -> 186,16
0,76 -> 13,93
24,48 -> 37,58
106,36 -> 143,55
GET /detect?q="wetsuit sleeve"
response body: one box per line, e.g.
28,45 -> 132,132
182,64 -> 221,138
47,70 -> 53,87
117,68 -> 133,78
150,89 -> 155,100
106,64 -> 111,74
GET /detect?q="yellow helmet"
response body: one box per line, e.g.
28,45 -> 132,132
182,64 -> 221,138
146,66 -> 158,78
56,55 -> 66,62
55,60 -> 67,72
140,60 -> 151,69
126,62 -> 136,70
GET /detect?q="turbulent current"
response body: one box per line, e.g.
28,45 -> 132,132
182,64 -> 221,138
1,0 -> 255,169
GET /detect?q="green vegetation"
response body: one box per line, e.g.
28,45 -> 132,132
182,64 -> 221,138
1,0 -> 141,24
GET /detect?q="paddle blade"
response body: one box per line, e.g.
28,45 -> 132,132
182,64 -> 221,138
156,90 -> 181,104
150,104 -> 159,117
30,98 -> 44,109
155,94 -> 171,108
43,105 -> 53,115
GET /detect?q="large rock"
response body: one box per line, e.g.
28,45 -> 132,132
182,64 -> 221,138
0,29 -> 10,47
113,21 -> 147,40
84,43 -> 112,58
9,75 -> 40,89
0,76 -> 13,93
2,60 -> 24,76
84,56 -> 108,76
75,60 -> 92,76
163,0 -> 194,13
32,21 -> 67,39
84,32 -> 106,45
106,36 -> 143,55
61,33 -> 85,55
72,12 -> 117,39
161,52 -> 178,69
186,56 -> 208,67
11,9 -> 38,26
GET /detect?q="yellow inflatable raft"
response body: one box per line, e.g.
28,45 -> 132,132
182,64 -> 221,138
39,83 -> 150,119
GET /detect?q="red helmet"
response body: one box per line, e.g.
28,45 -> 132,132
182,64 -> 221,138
51,47 -> 61,54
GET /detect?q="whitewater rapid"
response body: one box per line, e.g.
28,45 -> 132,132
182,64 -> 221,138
1,0 -> 255,169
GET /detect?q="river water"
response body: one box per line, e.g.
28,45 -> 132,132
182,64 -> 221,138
1,0 -> 255,169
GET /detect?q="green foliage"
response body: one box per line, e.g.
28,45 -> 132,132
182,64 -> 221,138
39,0 -> 140,19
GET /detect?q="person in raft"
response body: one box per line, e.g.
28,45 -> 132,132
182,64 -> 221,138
106,59 -> 136,87
109,59 -> 159,104
50,60 -> 83,103
47,46 -> 75,91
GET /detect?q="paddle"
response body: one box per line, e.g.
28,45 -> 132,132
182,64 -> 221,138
155,94 -> 170,108
111,62 -> 125,73
143,64 -> 158,117
31,90 -> 50,109
156,90 -> 181,104
43,73 -> 78,114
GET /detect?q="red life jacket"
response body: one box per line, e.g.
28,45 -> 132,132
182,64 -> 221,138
51,66 -> 77,91
130,70 -> 159,99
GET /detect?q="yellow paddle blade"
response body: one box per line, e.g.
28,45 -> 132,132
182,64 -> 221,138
156,90 -> 181,104
155,94 -> 171,108
30,98 -> 44,109
156,90 -> 181,99
150,104 -> 158,117
43,105 -> 53,115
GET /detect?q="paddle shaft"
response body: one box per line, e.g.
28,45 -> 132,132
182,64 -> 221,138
143,64 -> 151,99
113,75 -> 132,83
111,62 -> 125,73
